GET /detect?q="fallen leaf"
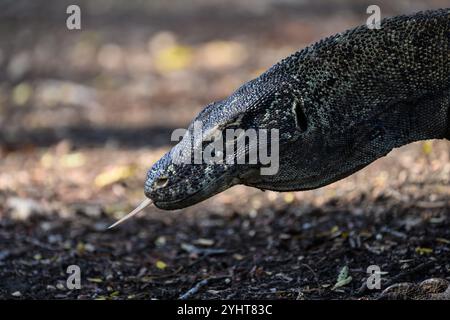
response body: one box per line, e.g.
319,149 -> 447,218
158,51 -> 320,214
60,152 -> 85,168
284,193 -> 295,203
436,238 -> 450,244
415,247 -> 433,255
422,141 -> 433,155
194,238 -> 214,246
95,165 -> 135,188
233,253 -> 245,261
332,266 -> 352,290
11,291 -> 22,297
154,45 -> 193,73
156,260 -> 167,270
196,41 -> 247,70
12,82 -> 33,106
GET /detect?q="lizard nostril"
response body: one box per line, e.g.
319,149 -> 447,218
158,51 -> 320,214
154,176 -> 169,189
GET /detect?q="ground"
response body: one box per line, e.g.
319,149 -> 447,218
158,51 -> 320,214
0,0 -> 449,300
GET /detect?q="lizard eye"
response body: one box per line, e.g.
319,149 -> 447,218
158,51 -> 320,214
294,100 -> 308,132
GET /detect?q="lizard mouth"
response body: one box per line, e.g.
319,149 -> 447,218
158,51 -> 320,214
152,172 -> 236,210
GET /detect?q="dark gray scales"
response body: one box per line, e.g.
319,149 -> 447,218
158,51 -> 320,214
280,8 -> 450,135
105,8 -> 450,220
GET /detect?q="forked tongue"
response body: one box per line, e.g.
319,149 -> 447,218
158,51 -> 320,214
108,198 -> 153,229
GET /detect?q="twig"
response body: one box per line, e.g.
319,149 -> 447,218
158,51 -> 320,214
145,266 -> 184,279
383,261 -> 434,288
178,276 -> 228,300
413,201 -> 449,209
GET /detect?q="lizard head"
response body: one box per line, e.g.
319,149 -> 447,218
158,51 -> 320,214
143,66 -> 301,210
143,55 -> 411,211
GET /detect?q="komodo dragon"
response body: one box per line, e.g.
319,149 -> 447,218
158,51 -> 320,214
112,8 -> 450,228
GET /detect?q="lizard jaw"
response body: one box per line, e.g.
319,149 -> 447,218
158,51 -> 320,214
151,173 -> 238,210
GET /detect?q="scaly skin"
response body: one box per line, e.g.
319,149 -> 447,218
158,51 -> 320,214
144,8 -> 450,210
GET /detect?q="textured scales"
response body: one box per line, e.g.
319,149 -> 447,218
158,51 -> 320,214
142,8 -> 450,210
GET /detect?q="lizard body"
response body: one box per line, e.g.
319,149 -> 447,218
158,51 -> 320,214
143,8 -> 450,210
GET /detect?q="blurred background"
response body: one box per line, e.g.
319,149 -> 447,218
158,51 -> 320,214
0,0 -> 449,300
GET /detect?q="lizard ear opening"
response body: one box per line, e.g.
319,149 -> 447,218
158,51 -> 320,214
294,101 -> 308,132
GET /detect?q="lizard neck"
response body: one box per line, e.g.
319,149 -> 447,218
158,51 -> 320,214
406,89 -> 450,143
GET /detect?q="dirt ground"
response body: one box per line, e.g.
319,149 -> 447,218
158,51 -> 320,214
0,0 -> 449,300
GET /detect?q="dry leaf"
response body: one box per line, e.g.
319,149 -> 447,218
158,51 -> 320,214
95,165 -> 135,188
156,260 -> 167,270
415,247 -> 433,255
154,45 -> 193,73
